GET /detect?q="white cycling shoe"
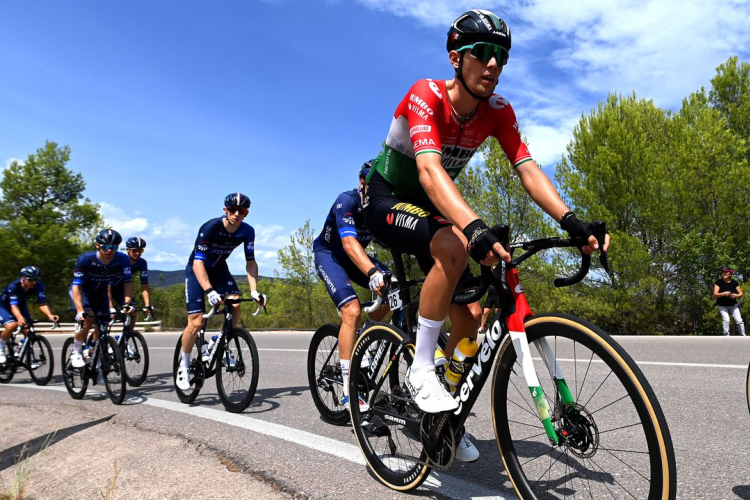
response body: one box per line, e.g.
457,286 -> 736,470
175,365 -> 191,391
69,350 -> 85,368
456,433 -> 480,462
0,351 -> 6,364
406,366 -> 459,413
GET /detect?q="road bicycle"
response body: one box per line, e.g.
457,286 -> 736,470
348,223 -> 677,499
61,312 -> 127,404
86,308 -> 150,387
172,296 -> 261,413
0,318 -> 56,385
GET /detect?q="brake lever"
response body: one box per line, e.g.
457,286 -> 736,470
590,220 -> 612,275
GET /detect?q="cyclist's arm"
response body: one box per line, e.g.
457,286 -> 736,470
141,283 -> 151,308
516,162 -> 608,253
72,285 -> 85,314
192,259 -> 213,292
417,152 -> 480,230
9,304 -> 26,325
107,284 -> 115,309
123,281 -> 134,306
246,260 -> 259,294
341,236 -> 377,276
38,303 -> 57,322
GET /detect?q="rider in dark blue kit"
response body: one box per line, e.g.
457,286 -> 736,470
0,266 -> 59,365
68,229 -> 134,368
313,161 -> 389,409
109,237 -> 153,329
175,192 -> 267,392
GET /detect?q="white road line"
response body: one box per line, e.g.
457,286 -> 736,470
1,383 -> 508,500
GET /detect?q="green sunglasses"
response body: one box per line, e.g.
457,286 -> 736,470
457,42 -> 509,66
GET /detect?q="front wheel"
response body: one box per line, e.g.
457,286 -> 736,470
492,313 -> 676,500
62,337 -> 88,399
173,333 -> 202,404
122,330 -> 149,387
28,335 -> 54,385
307,324 -> 350,425
216,328 -> 259,413
349,322 -> 431,492
102,336 -> 126,405
746,360 -> 750,418
0,342 -> 16,383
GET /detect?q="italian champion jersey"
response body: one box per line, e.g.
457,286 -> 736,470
369,78 -> 532,201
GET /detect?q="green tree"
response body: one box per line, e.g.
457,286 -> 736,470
277,219 -> 319,326
0,141 -> 101,309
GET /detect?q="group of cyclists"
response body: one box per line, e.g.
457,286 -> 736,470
1,6 -> 613,478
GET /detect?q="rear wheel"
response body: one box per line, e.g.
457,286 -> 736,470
746,360 -> 750,418
216,328 -> 259,413
173,334 -> 202,404
102,336 -> 126,404
492,313 -> 676,500
0,342 -> 16,383
28,335 -> 54,386
122,330 -> 149,387
307,324 -> 350,425
349,323 -> 431,492
61,337 -> 88,399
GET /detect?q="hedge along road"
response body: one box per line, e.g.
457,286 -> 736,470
2,332 -> 750,499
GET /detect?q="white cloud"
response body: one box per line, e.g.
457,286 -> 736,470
99,201 -> 149,233
355,0 -> 491,27
4,158 -> 24,169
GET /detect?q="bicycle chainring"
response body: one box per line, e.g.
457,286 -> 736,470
419,412 -> 456,469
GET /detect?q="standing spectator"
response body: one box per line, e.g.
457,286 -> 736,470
713,266 -> 745,336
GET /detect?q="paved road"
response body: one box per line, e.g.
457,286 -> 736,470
2,332 -> 750,499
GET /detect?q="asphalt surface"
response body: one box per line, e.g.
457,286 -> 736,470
1,331 -> 750,499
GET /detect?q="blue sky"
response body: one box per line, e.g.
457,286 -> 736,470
2,0 -> 750,276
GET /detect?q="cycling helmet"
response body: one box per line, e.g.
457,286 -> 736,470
126,237 -> 147,249
447,10 -> 512,101
359,160 -> 373,179
224,192 -> 251,208
95,229 -> 123,246
20,266 -> 42,280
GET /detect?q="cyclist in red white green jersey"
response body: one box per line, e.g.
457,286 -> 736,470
363,9 -> 609,460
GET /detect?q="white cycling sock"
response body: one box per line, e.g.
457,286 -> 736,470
181,351 -> 191,369
73,339 -> 82,353
412,315 -> 445,375
340,359 -> 351,398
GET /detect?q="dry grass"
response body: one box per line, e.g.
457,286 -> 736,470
0,430 -> 57,500
99,459 -> 120,500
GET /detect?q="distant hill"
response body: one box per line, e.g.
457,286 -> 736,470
149,270 -> 282,288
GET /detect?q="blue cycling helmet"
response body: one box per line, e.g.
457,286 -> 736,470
224,192 -> 251,208
20,266 -> 42,280
126,237 -> 147,249
359,160 -> 373,179
95,229 -> 122,245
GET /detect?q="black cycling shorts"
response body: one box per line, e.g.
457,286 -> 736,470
364,171 -> 472,281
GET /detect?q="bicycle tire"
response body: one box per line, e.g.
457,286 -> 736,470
122,330 -> 149,387
28,335 -> 54,386
173,333 -> 202,404
216,327 -> 259,413
746,360 -> 750,418
0,342 -> 16,383
102,336 -> 126,405
349,323 -> 432,492
307,324 -> 350,425
492,313 -> 676,500
61,337 -> 88,399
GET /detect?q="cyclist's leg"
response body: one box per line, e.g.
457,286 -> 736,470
445,301 -> 482,357
212,264 -> 241,327
718,305 -> 731,335
182,267 -> 207,360
68,287 -> 96,343
315,249 -> 363,403
0,307 -> 17,362
364,192 -> 460,412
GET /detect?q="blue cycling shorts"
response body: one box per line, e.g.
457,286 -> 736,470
0,304 -> 31,326
314,249 -> 388,309
69,286 -> 110,316
184,262 -> 240,314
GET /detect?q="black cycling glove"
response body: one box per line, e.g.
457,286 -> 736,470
560,211 -> 592,241
463,219 -> 499,264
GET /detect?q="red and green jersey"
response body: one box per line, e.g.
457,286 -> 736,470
370,78 -> 533,201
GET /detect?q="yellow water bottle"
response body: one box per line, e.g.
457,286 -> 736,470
444,337 -> 479,390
